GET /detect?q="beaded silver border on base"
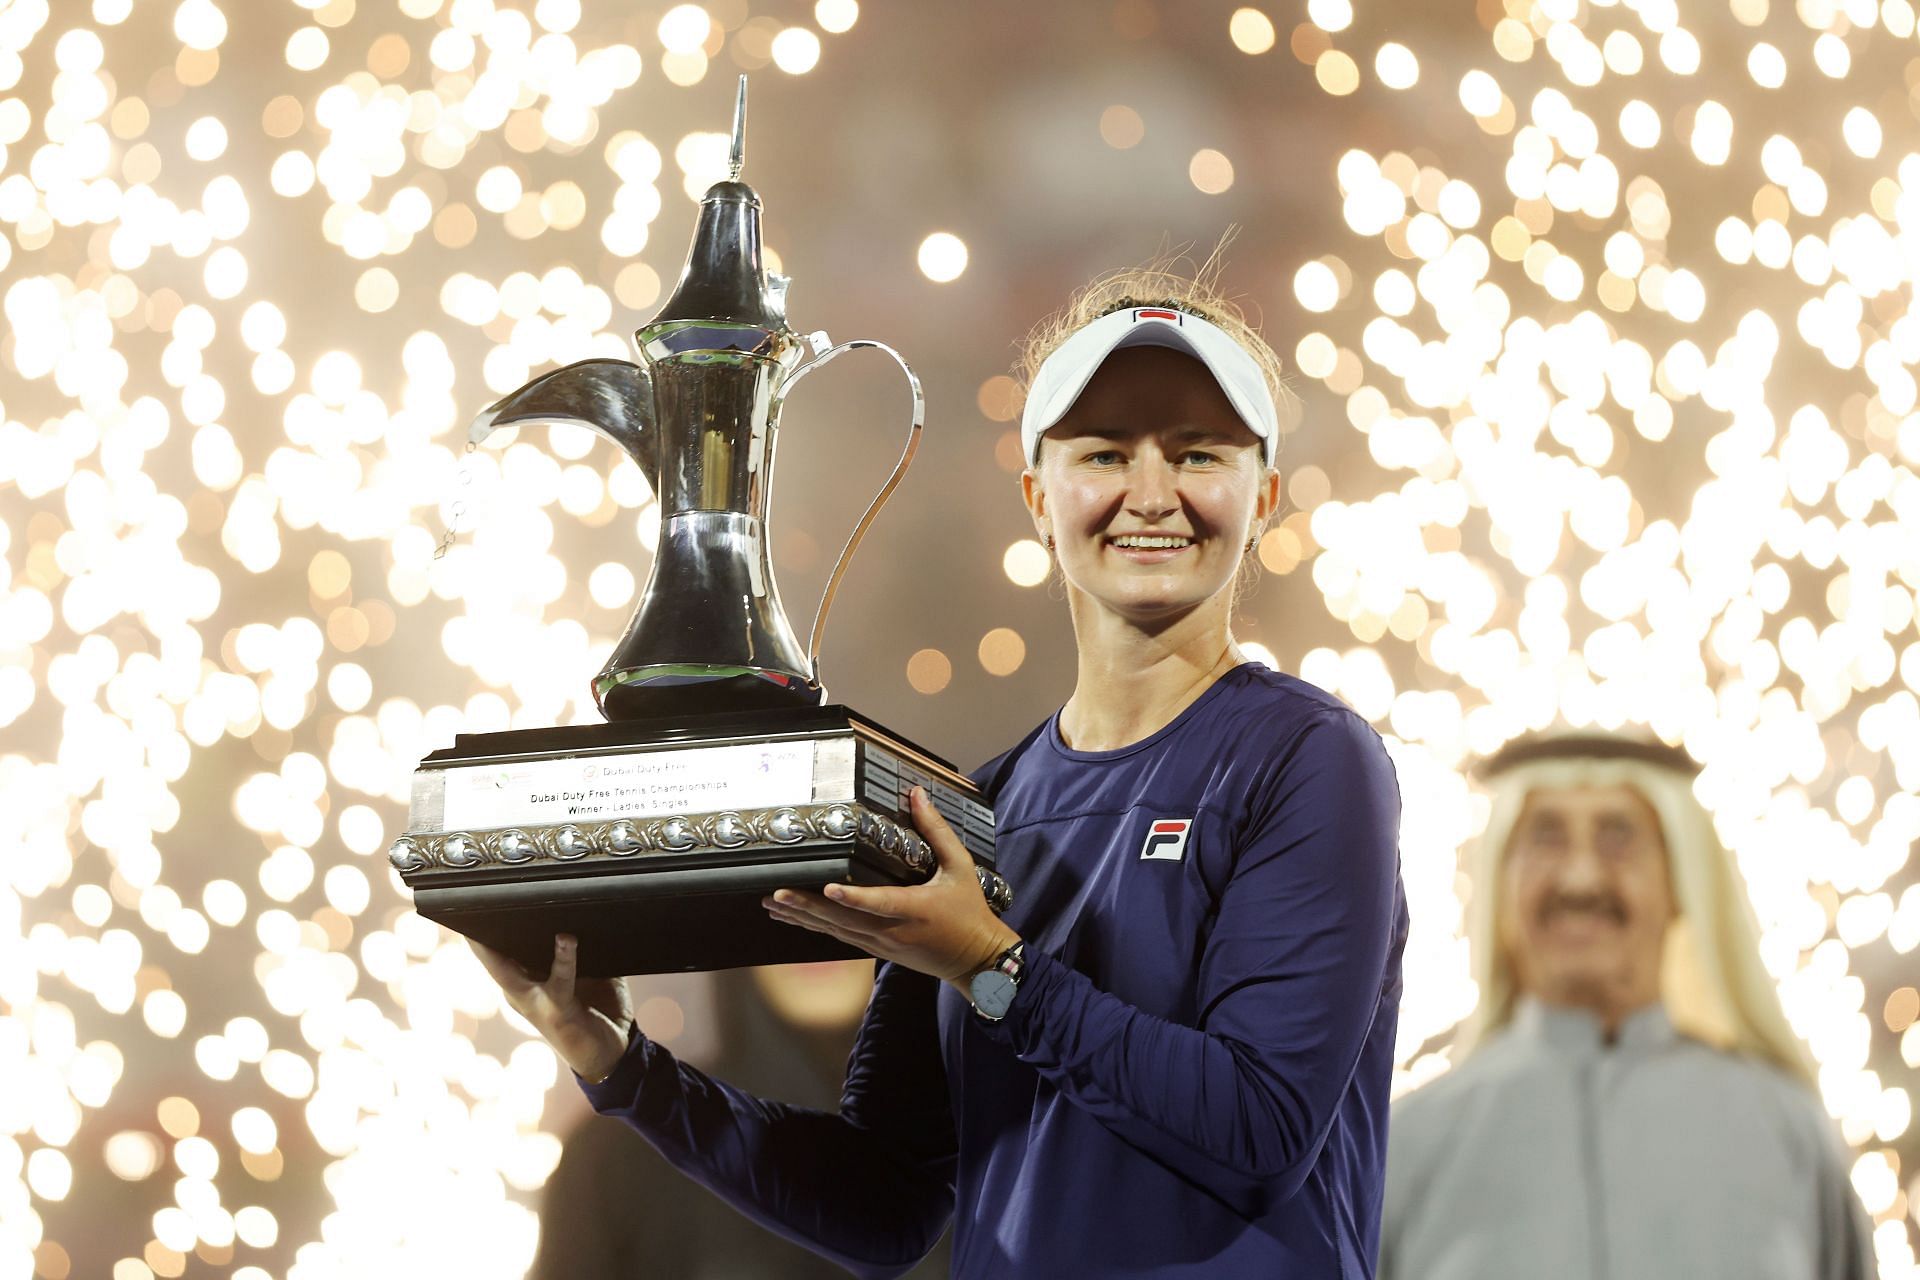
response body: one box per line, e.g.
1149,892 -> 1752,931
389,801 -> 1013,913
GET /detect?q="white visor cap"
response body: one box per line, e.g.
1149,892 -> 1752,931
1020,305 -> 1280,468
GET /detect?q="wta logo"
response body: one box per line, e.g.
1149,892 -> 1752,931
1140,818 -> 1192,861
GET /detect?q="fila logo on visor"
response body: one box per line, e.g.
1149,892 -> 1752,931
1134,308 -> 1181,324
1140,818 -> 1192,861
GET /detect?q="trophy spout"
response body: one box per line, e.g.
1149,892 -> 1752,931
469,358 -> 659,495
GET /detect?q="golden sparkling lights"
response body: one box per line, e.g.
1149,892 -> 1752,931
1189,148 -> 1235,195
916,231 -> 969,283
770,27 -> 822,75
1229,9 -> 1277,56
0,0 -> 866,1274
3,0 -> 1919,1274
1282,4 -> 1920,1268
1003,539 -> 1051,588
1099,104 -> 1145,150
1375,43 -> 1419,90
906,647 -> 953,694
815,0 -> 859,35
1316,49 -> 1360,96
978,627 -> 1027,677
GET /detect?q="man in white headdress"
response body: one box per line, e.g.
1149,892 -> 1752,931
1381,732 -> 1873,1280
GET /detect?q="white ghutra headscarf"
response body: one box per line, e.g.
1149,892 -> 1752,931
1455,732 -> 1815,1087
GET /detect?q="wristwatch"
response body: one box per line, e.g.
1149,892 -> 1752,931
968,941 -> 1026,1022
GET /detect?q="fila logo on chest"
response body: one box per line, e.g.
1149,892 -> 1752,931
1140,818 -> 1192,861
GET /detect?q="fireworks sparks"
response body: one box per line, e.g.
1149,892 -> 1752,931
1,0 -> 1917,1274
0,1 -> 858,1274
1268,0 -> 1920,1263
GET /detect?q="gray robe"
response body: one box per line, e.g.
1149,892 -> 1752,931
1382,998 -> 1873,1280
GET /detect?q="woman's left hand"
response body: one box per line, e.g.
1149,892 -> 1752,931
764,786 -> 1020,998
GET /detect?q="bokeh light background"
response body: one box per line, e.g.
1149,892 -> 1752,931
3,0 -> 1919,1274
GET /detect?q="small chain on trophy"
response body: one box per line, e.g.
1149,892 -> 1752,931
432,438 -> 479,561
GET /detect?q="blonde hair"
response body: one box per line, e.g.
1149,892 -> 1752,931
1013,240 -> 1297,449
1456,753 -> 1814,1087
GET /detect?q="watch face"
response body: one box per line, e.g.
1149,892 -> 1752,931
970,968 -> 1016,1019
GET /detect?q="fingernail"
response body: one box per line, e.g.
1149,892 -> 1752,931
912,785 -> 926,802
824,884 -> 844,900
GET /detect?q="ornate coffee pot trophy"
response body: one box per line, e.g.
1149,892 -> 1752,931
390,79 -> 1007,976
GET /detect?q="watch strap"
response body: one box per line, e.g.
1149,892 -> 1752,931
987,940 -> 1025,983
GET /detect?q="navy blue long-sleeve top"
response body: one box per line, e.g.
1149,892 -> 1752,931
578,663 -> 1408,1277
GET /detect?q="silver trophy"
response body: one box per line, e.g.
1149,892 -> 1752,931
390,79 -> 1007,976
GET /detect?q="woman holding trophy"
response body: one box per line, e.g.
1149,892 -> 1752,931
476,260 -> 1408,1277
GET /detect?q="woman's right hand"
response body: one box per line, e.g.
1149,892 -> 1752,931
470,933 -> 635,1083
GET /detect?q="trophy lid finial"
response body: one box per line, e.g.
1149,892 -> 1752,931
728,75 -> 747,182
640,73 -> 787,332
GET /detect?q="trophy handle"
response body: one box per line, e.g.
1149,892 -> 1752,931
775,338 -> 926,684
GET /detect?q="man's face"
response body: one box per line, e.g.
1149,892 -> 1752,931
1498,784 -> 1675,1024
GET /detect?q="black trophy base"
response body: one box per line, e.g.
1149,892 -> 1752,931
391,704 -> 1001,978
415,849 -> 906,978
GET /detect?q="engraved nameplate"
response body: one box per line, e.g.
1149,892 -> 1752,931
430,738 -> 822,833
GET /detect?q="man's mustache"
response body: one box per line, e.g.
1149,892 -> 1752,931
1536,893 -> 1629,927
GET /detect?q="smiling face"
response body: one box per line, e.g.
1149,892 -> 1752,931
1022,345 -> 1279,627
1499,783 -> 1675,1028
